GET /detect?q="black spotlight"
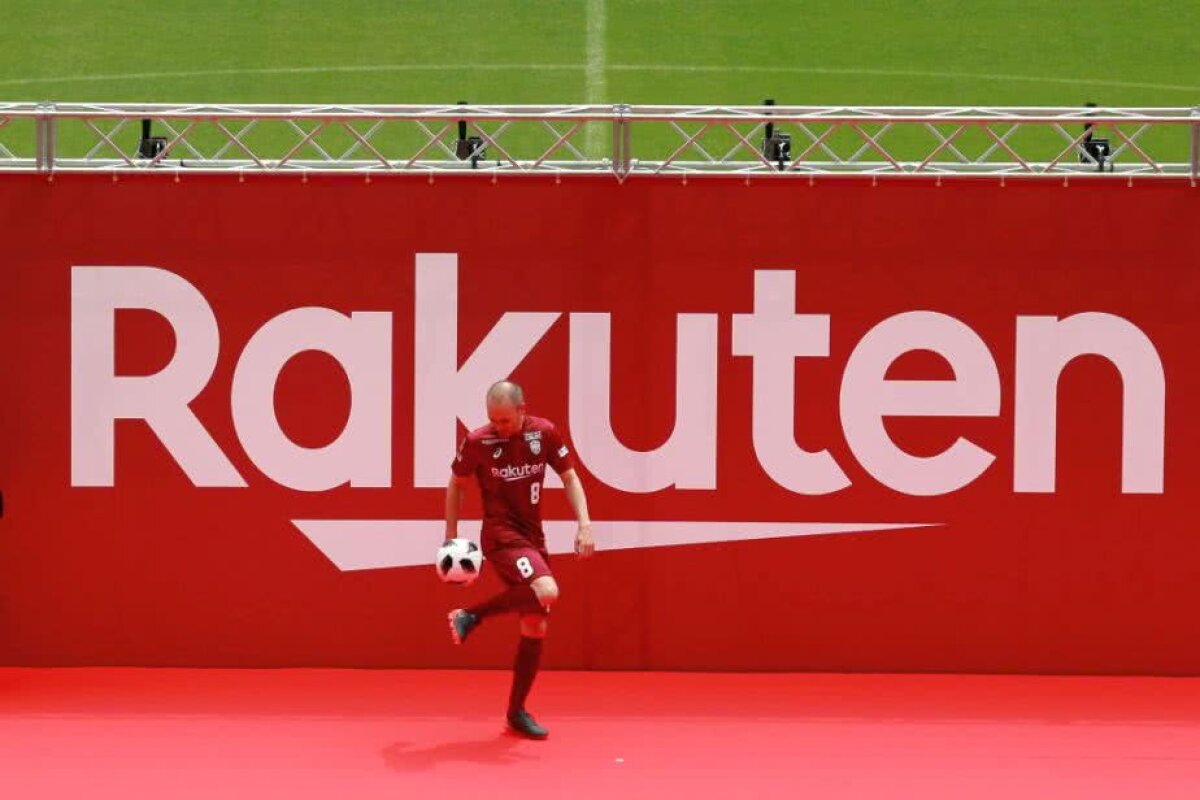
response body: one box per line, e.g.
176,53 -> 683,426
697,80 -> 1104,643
454,100 -> 486,169
137,118 -> 168,160
1080,102 -> 1112,172
761,98 -> 791,171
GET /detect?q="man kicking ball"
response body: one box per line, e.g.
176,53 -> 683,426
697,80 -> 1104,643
445,380 -> 595,739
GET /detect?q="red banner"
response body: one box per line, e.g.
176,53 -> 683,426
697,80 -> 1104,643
0,173 -> 1197,672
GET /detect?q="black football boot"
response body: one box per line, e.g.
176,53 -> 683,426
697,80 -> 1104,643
506,708 -> 549,740
447,609 -> 479,645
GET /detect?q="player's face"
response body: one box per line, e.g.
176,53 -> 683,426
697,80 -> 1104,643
487,401 -> 526,437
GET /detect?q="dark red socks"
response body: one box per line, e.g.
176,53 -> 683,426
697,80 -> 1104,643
508,635 -> 544,716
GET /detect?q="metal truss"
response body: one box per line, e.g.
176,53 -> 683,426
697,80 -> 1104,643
0,103 -> 1196,179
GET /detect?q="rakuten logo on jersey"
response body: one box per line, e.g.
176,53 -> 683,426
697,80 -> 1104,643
491,464 -> 544,481
70,255 -> 1165,496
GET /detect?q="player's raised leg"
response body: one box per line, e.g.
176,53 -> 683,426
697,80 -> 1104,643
448,547 -> 552,645
447,587 -> 541,644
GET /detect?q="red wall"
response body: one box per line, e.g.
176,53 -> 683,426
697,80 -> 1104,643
0,173 -> 1197,673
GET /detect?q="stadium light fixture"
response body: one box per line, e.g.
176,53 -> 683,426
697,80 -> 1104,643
136,118 -> 168,161
761,98 -> 791,171
453,100 -> 486,169
1080,102 -> 1113,172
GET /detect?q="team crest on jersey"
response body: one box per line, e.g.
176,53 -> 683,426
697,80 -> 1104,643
523,431 -> 542,441
529,439 -> 542,456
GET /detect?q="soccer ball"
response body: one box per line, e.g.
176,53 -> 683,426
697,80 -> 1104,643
435,538 -> 484,585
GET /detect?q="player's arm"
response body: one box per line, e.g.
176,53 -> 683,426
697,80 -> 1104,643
445,474 -> 472,540
446,435 -> 477,541
560,468 -> 595,558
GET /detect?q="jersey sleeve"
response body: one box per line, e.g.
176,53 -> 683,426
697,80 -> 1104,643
545,423 -> 577,475
451,435 -> 477,478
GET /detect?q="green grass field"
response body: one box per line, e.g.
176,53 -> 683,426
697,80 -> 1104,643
3,1 -> 1198,106
1,1 -> 1197,166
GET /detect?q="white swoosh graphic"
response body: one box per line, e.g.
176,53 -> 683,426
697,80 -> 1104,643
292,519 -> 941,572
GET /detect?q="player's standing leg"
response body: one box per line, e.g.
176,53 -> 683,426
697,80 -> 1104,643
506,575 -> 558,739
448,547 -> 559,738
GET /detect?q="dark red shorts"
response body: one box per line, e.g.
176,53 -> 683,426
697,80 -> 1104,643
487,545 -> 553,586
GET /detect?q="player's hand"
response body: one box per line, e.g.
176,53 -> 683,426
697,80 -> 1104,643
575,524 -> 595,559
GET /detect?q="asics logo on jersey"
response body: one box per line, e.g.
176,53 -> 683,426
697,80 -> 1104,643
493,447 -> 503,459
491,463 -> 544,481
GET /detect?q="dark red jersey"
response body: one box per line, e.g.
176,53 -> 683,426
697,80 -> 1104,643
451,415 -> 576,552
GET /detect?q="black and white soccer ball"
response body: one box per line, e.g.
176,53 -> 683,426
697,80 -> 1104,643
435,538 -> 484,585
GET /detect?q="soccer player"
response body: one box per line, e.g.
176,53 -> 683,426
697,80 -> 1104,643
445,380 -> 595,739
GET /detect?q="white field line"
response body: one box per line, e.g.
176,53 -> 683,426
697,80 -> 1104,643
609,64 -> 1200,94
0,63 -> 583,87
0,63 -> 1195,94
585,0 -> 608,157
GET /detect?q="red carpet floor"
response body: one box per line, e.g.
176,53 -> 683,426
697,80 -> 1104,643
1,669 -> 1198,799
